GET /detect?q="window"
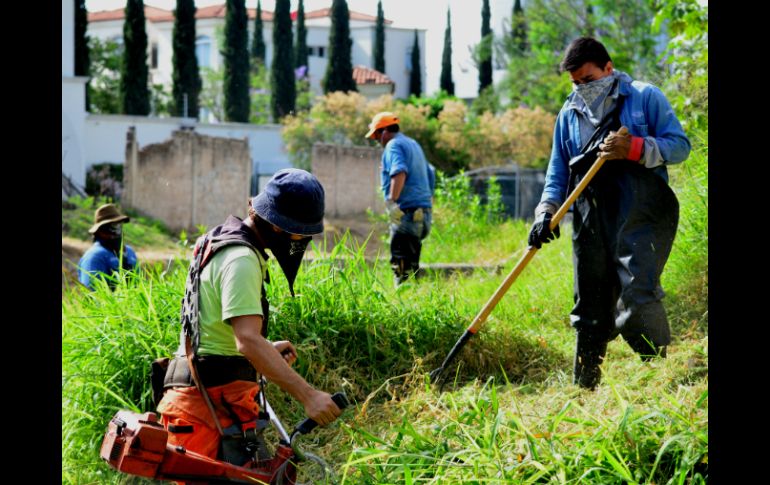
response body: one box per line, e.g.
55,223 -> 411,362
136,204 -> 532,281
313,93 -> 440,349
307,46 -> 325,58
151,43 -> 159,69
196,35 -> 211,68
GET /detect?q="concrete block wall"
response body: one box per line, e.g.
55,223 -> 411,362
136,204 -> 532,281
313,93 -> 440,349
123,128 -> 251,233
311,143 -> 385,218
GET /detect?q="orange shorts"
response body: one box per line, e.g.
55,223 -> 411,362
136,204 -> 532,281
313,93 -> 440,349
157,380 -> 261,460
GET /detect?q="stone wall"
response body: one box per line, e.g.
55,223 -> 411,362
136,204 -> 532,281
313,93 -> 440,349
311,143 -> 385,218
123,128 -> 251,233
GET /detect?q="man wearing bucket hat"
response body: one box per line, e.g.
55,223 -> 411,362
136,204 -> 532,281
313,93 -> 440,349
366,112 -> 436,286
156,168 -> 341,462
78,203 -> 138,290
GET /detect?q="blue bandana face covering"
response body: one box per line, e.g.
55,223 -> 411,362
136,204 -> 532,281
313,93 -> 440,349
573,74 -> 616,111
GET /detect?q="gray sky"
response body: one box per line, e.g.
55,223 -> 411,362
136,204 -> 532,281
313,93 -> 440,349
85,0 -> 518,98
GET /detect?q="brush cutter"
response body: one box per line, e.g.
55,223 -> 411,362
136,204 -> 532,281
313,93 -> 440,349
429,129 -> 627,387
100,385 -> 349,484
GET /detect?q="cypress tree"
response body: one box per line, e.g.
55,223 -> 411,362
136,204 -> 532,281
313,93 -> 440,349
172,0 -> 201,118
322,0 -> 356,93
121,0 -> 150,115
224,0 -> 250,122
271,0 -> 295,120
373,0 -> 385,73
512,0 -> 528,56
440,8 -> 454,95
294,0 -> 308,69
478,0 -> 493,93
251,0 -> 266,64
409,30 -> 421,96
75,0 -> 90,110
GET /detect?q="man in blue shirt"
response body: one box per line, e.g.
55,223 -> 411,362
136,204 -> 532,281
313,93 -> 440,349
366,112 -> 436,286
78,203 -> 138,290
528,37 -> 690,389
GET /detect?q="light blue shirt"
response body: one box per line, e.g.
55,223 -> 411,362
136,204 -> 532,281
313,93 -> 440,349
78,240 -> 138,290
541,72 -> 691,206
381,133 -> 436,210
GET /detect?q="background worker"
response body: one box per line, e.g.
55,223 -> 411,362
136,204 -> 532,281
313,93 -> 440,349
366,112 -> 436,285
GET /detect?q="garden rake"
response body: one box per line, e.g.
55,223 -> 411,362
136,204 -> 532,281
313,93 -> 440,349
430,128 -> 627,388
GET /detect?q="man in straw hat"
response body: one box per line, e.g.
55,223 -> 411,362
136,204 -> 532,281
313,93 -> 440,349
78,203 -> 138,290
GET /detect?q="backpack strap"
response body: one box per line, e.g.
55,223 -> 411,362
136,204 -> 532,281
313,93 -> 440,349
179,233 -> 225,436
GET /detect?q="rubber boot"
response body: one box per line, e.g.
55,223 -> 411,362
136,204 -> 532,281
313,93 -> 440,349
573,333 -> 608,390
392,259 -> 408,287
624,334 -> 667,361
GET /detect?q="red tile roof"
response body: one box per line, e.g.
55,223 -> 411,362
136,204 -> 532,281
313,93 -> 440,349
291,8 -> 393,24
89,3 -> 273,23
88,5 -> 170,23
353,66 -> 394,86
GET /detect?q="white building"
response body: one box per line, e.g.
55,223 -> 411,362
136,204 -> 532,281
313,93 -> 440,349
87,2 -> 427,110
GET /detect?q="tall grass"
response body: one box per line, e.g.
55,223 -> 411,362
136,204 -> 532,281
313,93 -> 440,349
62,132 -> 707,484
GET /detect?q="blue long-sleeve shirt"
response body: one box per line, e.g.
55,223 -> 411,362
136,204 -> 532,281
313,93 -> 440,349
541,72 -> 691,207
78,240 -> 138,290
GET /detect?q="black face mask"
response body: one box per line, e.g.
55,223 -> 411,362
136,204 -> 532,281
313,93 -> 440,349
256,217 -> 311,297
96,223 -> 123,253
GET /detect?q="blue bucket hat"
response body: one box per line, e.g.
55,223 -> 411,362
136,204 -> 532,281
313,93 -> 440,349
252,168 -> 325,236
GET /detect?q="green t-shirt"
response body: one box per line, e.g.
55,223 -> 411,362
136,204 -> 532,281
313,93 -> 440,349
189,245 -> 267,356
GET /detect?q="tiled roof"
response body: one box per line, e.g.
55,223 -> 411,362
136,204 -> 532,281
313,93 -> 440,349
88,5 -> 170,23
352,65 -> 394,85
291,8 -> 393,24
89,3 -> 273,23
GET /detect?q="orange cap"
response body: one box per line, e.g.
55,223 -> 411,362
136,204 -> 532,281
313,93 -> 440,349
365,112 -> 399,139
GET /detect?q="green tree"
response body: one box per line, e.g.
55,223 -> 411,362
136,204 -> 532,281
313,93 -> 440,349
499,0 -> 663,113
121,0 -> 150,115
440,8 -> 454,95
74,0 -> 90,110
251,0 -> 266,65
295,0 -> 308,69
373,0 -> 385,73
172,0 -> 201,118
250,63 -> 272,124
199,66 -> 225,122
478,0 -> 493,93
271,0 -> 296,121
409,30 -> 422,96
88,38 -> 122,114
653,0 -> 708,130
323,0 -> 356,93
224,0 -> 250,122
511,0 -> 528,56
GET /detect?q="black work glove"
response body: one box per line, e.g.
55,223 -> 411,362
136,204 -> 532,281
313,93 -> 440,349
528,207 -> 560,249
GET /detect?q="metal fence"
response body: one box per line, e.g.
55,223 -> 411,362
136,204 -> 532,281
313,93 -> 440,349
461,165 -> 546,221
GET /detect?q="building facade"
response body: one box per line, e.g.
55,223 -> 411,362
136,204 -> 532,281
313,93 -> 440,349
87,2 -> 426,112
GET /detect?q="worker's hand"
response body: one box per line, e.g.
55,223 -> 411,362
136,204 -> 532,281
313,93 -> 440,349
528,203 -> 560,249
598,126 -> 643,162
272,340 -> 298,366
303,390 -> 343,427
385,199 -> 404,225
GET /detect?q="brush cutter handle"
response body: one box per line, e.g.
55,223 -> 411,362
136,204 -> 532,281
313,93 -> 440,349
292,392 -> 349,436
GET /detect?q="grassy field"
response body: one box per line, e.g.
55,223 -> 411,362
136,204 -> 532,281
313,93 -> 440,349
62,131 -> 707,484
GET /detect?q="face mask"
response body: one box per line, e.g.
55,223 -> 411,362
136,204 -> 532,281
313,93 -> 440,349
256,217 -> 311,297
97,223 -> 123,252
573,74 -> 616,111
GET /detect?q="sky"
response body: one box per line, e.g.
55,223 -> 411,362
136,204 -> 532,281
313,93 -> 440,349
85,0 -> 519,98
